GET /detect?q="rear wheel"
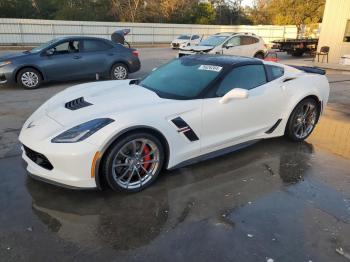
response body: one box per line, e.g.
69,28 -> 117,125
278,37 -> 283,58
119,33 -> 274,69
17,68 -> 42,89
254,52 -> 265,60
285,98 -> 320,141
102,132 -> 164,192
111,63 -> 128,80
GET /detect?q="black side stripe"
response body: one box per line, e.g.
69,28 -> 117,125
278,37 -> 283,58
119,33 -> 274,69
171,117 -> 199,142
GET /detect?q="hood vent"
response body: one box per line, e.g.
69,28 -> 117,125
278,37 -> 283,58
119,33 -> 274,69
65,97 -> 92,111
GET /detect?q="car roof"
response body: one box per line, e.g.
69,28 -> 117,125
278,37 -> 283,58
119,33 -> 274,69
180,54 -> 263,67
53,36 -> 109,41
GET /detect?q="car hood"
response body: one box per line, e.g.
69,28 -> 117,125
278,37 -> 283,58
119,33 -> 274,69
172,39 -> 189,44
44,80 -> 164,127
0,51 -> 31,61
179,45 -> 213,52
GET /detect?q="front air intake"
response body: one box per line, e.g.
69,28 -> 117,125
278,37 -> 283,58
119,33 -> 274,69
65,97 -> 92,111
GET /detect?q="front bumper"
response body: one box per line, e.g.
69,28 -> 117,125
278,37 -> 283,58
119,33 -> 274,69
20,117 -> 100,189
0,64 -> 16,85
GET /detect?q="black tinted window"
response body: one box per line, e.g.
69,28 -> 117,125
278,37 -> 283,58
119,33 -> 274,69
216,65 -> 266,96
140,59 -> 222,99
83,40 -> 112,52
191,35 -> 200,40
266,65 -> 284,81
241,36 -> 259,45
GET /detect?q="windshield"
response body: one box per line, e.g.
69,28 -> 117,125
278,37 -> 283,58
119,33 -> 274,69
139,59 -> 223,99
30,39 -> 60,53
177,35 -> 191,40
200,36 -> 229,47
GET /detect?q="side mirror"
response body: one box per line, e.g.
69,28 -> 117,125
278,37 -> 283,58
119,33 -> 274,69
225,44 -> 233,49
219,88 -> 249,104
45,49 -> 54,56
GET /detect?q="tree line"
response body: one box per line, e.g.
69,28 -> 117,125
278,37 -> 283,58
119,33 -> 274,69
0,0 -> 325,30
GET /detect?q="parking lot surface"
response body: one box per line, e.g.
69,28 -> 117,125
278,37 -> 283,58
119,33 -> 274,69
1,48 -> 350,261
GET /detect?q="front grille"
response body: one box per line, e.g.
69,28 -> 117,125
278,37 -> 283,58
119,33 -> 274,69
65,97 -> 92,111
172,43 -> 180,48
23,145 -> 53,170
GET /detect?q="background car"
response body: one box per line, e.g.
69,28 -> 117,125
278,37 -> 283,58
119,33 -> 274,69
19,55 -> 329,193
178,32 -> 267,58
171,34 -> 202,49
0,35 -> 140,89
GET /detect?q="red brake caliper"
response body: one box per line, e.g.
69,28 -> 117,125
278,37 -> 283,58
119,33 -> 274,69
142,145 -> 151,172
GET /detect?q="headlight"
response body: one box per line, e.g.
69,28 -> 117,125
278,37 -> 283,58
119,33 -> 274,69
51,118 -> 114,143
0,61 -> 11,67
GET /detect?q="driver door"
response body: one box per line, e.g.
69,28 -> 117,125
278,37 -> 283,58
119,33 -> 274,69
201,64 -> 286,155
222,36 -> 242,56
40,39 -> 84,81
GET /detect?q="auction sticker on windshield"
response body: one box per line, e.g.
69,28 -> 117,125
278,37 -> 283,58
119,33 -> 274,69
198,65 -> 223,72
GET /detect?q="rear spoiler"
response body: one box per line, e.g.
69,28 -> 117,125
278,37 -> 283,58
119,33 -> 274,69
289,65 -> 326,75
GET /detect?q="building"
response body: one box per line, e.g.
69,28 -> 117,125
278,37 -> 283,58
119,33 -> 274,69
316,0 -> 350,68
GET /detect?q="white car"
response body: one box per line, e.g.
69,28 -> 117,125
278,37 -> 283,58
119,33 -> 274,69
171,34 -> 201,49
179,32 -> 267,58
19,55 -> 329,192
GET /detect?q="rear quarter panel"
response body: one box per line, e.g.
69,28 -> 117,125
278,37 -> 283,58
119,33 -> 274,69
274,73 -> 330,136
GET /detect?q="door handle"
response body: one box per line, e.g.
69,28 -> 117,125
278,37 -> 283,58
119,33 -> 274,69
73,55 -> 82,59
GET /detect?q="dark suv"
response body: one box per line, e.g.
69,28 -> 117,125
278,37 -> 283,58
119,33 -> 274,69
0,36 -> 140,89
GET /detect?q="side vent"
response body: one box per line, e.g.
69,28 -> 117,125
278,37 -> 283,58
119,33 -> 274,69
171,117 -> 199,142
265,119 -> 282,134
65,97 -> 92,111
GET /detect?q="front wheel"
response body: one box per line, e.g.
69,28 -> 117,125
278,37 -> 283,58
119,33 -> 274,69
17,68 -> 42,89
110,63 -> 128,80
102,133 -> 164,192
285,98 -> 320,141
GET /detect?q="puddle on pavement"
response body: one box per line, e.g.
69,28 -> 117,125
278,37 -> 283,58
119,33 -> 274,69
308,109 -> 350,159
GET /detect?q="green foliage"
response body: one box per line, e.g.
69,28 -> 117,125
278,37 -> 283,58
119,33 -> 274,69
191,2 -> 216,24
0,0 -> 325,28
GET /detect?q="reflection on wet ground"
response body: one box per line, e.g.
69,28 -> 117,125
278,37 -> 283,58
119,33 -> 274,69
1,109 -> 350,261
308,110 -> 350,159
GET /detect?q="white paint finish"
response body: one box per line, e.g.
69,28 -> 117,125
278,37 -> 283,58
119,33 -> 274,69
19,61 -> 329,189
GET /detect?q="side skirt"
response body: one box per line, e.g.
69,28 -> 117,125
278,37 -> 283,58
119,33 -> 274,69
169,139 -> 260,170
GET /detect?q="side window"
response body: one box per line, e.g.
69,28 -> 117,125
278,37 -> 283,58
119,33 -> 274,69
216,65 -> 267,96
241,36 -> 259,45
266,65 -> 284,81
83,40 -> 112,52
51,40 -> 80,55
225,36 -> 241,47
191,35 -> 199,40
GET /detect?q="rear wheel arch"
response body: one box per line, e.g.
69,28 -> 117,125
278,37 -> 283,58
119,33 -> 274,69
254,51 -> 265,59
95,126 -> 170,189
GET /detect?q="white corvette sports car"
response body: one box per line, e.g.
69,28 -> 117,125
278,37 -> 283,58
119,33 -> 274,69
19,55 -> 329,192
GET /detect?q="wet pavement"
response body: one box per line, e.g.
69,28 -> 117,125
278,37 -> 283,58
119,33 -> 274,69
0,49 -> 350,261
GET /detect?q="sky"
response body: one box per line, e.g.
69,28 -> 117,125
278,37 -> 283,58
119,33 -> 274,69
241,0 -> 254,7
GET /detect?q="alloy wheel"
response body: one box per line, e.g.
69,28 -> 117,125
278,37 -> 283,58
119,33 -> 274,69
21,72 -> 39,88
111,138 -> 160,189
293,102 -> 317,139
113,66 -> 127,80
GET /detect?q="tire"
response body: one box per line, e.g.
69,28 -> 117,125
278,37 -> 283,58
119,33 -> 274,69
110,63 -> 128,80
291,51 -> 304,57
285,98 -> 320,142
17,68 -> 42,89
254,52 -> 265,60
102,132 -> 165,192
